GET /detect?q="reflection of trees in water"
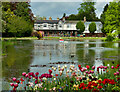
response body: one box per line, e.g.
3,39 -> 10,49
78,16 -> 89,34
2,41 -> 33,80
76,43 -> 95,66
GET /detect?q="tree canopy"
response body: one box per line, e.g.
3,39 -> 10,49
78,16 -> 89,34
67,1 -> 99,21
2,2 -> 34,37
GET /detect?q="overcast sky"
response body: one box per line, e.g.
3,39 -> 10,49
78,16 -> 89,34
30,2 -> 109,20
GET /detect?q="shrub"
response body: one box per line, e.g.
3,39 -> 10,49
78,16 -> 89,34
89,22 -> 96,33
31,31 -> 42,39
76,21 -> 85,34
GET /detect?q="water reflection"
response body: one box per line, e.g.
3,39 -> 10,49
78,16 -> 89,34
2,39 -> 120,90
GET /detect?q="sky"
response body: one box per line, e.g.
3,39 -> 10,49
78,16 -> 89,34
30,1 -> 110,20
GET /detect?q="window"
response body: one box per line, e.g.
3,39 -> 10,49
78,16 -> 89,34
67,24 -> 70,28
51,24 -> 54,27
43,24 -> 47,27
38,25 -> 40,27
59,24 -> 62,27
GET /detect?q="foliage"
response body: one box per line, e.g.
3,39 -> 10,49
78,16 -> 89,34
76,21 -> 85,34
7,16 -> 32,37
67,1 -> 99,21
2,2 -> 34,37
89,22 -> 96,33
100,4 -> 109,34
103,2 -> 119,34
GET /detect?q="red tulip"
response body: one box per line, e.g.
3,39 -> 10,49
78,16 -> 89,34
16,80 -> 20,84
28,76 -> 31,79
55,74 -> 58,76
13,87 -> 16,91
14,83 -> 18,88
86,65 -> 90,69
103,69 -> 105,71
111,66 -> 114,69
35,80 -> 38,84
78,65 -> 81,68
21,78 -> 24,82
49,69 -> 52,74
114,73 -> 117,76
35,72 -> 39,76
98,80 -> 102,84
10,83 -> 14,86
12,77 -> 16,81
22,72 -> 26,76
119,69 -> 120,72
35,76 -> 38,79
97,85 -> 102,89
117,64 -> 119,67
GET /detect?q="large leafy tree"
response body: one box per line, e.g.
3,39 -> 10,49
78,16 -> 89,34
76,21 -> 85,34
77,2 -> 97,21
104,2 -> 119,34
7,16 -> 32,37
67,1 -> 99,21
2,2 -> 34,37
100,4 -> 109,34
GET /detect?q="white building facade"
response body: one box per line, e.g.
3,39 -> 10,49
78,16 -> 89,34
34,18 -> 103,37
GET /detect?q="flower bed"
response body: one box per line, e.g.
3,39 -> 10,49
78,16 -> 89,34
10,64 -> 120,91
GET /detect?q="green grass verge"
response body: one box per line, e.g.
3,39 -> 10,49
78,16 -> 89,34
43,36 -> 106,40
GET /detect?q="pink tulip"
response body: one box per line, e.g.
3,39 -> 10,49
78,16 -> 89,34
85,71 -> 88,74
111,66 -> 114,69
10,83 -> 14,86
91,71 -> 94,74
14,83 -> 18,88
22,72 -> 26,76
25,74 -> 28,78
12,77 -> 16,81
103,69 -> 105,71
119,69 -> 120,72
116,72 -> 119,75
92,66 -> 95,69
104,66 -> 107,69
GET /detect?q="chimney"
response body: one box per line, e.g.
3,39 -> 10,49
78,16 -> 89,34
84,16 -> 86,22
43,17 -> 46,20
49,17 -> 52,20
63,17 -> 65,21
57,17 -> 59,20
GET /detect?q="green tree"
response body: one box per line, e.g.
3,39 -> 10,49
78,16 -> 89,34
7,16 -> 32,37
67,1 -> 99,21
2,2 -> 34,37
104,2 -> 119,34
89,22 -> 96,33
100,4 -> 109,34
77,2 -> 97,21
76,21 -> 85,34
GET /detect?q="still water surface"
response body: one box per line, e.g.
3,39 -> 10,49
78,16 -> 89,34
2,39 -> 120,90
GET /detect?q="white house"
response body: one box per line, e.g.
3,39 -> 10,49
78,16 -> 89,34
34,17 -> 103,36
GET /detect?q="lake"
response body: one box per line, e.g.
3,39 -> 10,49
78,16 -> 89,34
2,39 -> 120,90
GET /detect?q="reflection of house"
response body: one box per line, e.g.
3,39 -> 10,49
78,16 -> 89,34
34,17 -> 103,36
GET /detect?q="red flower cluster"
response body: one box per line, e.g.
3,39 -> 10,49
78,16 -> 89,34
39,73 -> 52,79
102,79 -> 116,85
